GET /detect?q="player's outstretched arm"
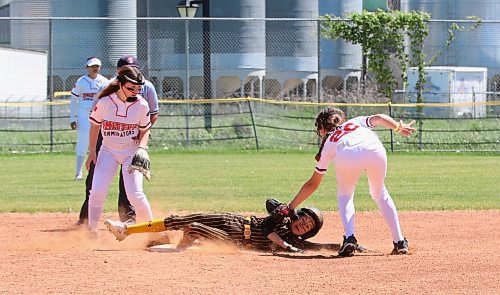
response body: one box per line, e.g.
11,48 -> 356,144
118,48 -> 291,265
369,114 -> 416,136
289,171 -> 323,210
267,232 -> 305,253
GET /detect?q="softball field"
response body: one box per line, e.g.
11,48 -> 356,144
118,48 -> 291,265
1,210 -> 498,294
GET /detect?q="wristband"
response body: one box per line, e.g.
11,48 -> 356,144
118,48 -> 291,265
393,122 -> 402,133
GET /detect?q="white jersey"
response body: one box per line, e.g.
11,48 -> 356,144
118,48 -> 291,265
315,116 -> 383,174
89,93 -> 151,156
70,74 -> 109,123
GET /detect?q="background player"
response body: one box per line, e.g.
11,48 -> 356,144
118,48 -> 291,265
85,65 -> 154,235
105,199 -> 367,253
77,55 -> 159,225
286,108 -> 416,256
69,57 -> 109,180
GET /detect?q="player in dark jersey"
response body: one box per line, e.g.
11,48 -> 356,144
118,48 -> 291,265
105,199 -> 366,253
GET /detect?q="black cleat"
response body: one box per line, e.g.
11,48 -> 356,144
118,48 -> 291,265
338,235 -> 357,257
75,219 -> 86,226
391,237 -> 409,255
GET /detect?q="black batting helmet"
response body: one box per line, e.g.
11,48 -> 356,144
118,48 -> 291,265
296,207 -> 324,240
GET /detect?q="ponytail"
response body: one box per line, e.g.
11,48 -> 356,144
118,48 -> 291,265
315,136 -> 327,161
314,108 -> 346,161
98,80 -> 119,98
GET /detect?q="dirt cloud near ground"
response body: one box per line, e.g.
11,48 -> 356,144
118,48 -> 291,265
1,211 -> 499,294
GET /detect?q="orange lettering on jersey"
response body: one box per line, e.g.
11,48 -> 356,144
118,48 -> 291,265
102,120 -> 137,131
330,122 -> 360,142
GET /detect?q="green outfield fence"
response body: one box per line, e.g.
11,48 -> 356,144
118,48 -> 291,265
0,98 -> 499,153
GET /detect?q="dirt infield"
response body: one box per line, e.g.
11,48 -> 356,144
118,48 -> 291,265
1,211 -> 499,295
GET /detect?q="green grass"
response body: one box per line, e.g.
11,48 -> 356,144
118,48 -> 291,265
1,151 -> 498,213
1,102 -> 499,153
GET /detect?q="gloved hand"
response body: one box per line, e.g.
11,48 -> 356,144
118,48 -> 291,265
265,198 -> 282,213
276,204 -> 299,220
126,147 -> 151,180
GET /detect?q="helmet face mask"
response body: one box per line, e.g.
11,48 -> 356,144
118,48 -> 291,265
290,215 -> 316,236
294,207 -> 324,240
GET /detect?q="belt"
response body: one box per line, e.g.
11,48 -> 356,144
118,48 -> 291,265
243,217 -> 251,248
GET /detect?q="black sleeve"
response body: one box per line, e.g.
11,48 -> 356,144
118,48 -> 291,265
261,214 -> 288,236
281,234 -> 307,249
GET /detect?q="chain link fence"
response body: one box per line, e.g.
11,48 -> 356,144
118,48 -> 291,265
0,17 -> 499,152
1,17 -> 499,101
1,99 -> 499,153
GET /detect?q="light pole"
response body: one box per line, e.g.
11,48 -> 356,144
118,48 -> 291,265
177,1 -> 198,145
177,0 -> 212,131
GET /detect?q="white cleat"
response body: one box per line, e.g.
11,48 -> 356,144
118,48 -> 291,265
75,174 -> 83,181
104,219 -> 128,241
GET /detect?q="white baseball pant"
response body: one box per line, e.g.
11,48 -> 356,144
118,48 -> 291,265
88,147 -> 153,233
335,142 -> 404,243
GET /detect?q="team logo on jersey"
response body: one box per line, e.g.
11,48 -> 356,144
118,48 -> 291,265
330,123 -> 359,143
102,120 -> 138,137
82,93 -> 95,100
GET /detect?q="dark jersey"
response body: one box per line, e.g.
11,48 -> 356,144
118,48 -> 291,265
163,212 -> 309,251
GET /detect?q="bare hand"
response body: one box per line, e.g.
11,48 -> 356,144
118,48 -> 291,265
70,121 -> 77,130
86,152 -> 96,170
397,120 -> 416,137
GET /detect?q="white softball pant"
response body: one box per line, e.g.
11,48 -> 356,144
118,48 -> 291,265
335,143 -> 404,243
88,147 -> 153,233
76,116 -> 90,156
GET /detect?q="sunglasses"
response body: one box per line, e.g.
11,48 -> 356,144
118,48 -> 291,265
124,86 -> 142,94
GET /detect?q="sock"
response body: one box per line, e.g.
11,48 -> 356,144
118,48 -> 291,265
337,194 -> 356,237
374,190 -> 404,242
76,155 -> 85,176
127,219 -> 166,235
88,205 -> 104,233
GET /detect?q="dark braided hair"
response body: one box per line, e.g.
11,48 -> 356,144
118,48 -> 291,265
314,108 -> 346,161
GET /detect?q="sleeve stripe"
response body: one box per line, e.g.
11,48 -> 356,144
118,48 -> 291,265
89,116 -> 102,125
139,122 -> 152,130
315,167 -> 327,174
149,109 -> 159,115
366,116 -> 374,128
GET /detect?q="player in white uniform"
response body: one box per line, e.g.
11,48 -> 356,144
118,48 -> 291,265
70,57 -> 109,180
85,65 -> 153,234
77,55 -> 159,226
287,108 -> 416,256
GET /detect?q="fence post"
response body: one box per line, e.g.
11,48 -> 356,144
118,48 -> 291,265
317,19 -> 322,104
184,18 -> 190,146
418,119 -> 423,151
389,102 -> 394,152
48,17 -> 54,152
247,99 -> 259,150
